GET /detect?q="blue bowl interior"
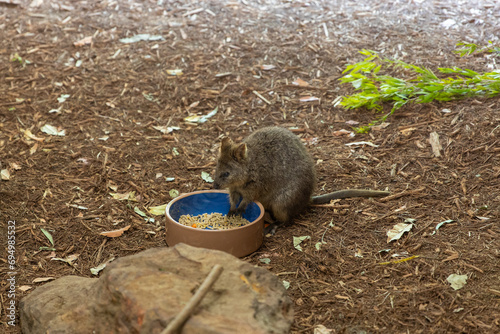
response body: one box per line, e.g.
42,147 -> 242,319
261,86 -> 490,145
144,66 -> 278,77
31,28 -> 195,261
168,192 -> 262,222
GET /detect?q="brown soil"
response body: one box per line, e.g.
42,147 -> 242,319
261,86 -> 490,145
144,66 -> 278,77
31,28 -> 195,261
1,0 -> 499,333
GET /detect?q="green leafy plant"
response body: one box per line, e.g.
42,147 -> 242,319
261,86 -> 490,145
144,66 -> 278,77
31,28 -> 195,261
338,47 -> 500,132
10,53 -> 31,68
454,41 -> 500,57
10,53 -> 23,63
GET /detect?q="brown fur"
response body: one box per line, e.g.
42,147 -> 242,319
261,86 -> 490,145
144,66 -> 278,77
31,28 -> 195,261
213,127 -> 389,229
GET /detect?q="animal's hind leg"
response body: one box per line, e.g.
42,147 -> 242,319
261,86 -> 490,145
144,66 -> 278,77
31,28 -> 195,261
263,204 -> 291,236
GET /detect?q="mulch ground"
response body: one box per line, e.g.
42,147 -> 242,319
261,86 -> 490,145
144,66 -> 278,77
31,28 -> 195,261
1,0 -> 499,333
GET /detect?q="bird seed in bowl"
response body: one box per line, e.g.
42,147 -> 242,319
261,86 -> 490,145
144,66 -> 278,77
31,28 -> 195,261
178,212 -> 251,230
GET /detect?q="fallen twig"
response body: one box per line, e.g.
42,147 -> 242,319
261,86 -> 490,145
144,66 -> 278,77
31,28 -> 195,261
379,187 -> 426,202
310,204 -> 350,209
161,264 -> 224,334
252,90 -> 271,105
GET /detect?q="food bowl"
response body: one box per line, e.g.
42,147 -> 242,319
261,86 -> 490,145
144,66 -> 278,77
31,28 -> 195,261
165,190 -> 265,257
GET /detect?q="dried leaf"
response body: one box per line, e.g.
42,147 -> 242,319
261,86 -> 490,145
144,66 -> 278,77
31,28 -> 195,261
90,256 -> 115,275
109,191 -> 137,201
152,125 -> 181,134
169,189 -> 180,198
57,94 -> 70,103
259,258 -> 271,264
1,169 -> 10,180
134,206 -> 148,217
315,242 -> 326,250
387,223 -> 413,243
372,122 -> 390,131
293,235 -> 310,251
32,277 -> 55,283
201,171 -> 214,183
299,96 -> 319,102
292,78 -> 309,87
447,274 -> 468,290
261,64 -> 276,71
345,141 -> 379,147
440,18 -> 456,29
40,228 -> 54,246
41,124 -> 66,136
51,254 -> 79,265
184,107 -> 218,123
148,203 -> 168,216
332,129 -> 352,136
133,207 -> 155,222
314,325 -> 334,334
100,225 -> 131,238
119,34 -> 164,44
400,127 -> 416,136
73,36 -> 92,47
23,129 -> 45,142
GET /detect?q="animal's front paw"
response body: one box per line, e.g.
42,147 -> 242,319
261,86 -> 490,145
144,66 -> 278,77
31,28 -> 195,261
228,207 -> 245,217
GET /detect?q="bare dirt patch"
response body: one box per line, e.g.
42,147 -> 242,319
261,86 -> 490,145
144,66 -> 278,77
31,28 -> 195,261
1,0 -> 499,333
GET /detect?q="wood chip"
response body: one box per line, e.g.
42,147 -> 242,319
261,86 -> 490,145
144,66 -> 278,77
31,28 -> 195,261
429,132 -> 442,157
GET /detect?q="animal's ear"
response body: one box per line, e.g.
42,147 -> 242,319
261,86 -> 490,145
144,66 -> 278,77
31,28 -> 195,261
220,137 -> 233,155
233,143 -> 247,162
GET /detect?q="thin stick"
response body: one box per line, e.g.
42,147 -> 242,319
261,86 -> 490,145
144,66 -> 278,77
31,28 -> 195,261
252,90 -> 271,105
161,264 -> 224,334
310,204 -> 350,209
378,187 -> 426,202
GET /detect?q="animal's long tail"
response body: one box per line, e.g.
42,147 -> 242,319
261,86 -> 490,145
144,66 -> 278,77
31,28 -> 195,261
311,189 -> 390,204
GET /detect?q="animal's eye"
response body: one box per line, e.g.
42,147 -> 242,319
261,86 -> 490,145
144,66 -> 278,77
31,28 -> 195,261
220,172 -> 230,179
